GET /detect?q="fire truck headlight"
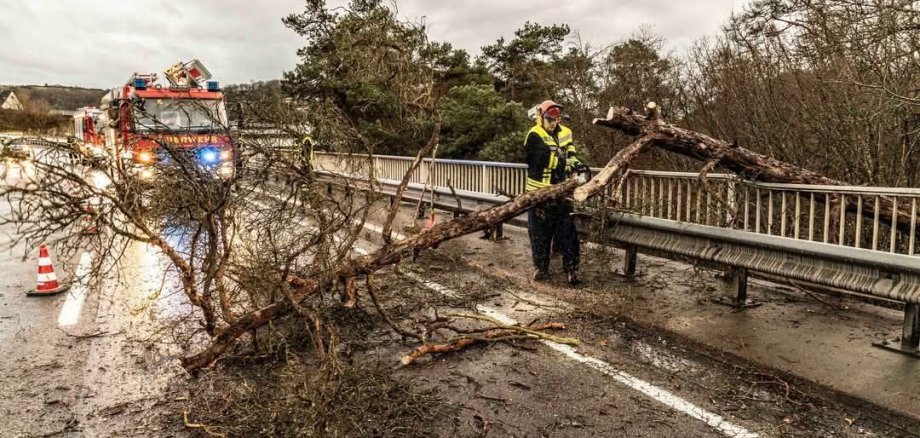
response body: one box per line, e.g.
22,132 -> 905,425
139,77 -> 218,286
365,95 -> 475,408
140,168 -> 155,180
137,151 -> 155,164
219,149 -> 233,162
199,148 -> 219,165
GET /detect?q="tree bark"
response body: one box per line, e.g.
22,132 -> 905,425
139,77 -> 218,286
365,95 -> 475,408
590,106 -> 917,238
574,135 -> 654,202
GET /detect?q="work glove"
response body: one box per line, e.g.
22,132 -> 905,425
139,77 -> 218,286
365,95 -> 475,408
571,162 -> 591,185
565,156 -> 580,172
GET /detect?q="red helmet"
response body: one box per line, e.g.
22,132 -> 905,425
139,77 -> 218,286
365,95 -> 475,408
539,100 -> 562,119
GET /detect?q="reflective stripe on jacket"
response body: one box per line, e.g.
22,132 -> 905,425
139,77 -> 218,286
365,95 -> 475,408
525,124 -> 576,191
525,125 -> 558,191
300,136 -> 315,165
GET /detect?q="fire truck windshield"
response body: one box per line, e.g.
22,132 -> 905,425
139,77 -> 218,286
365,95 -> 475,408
133,99 -> 227,133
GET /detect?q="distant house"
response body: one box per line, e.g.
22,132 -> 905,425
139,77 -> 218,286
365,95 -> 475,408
0,90 -> 24,111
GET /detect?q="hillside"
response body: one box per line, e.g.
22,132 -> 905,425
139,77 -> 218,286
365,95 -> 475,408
0,85 -> 106,111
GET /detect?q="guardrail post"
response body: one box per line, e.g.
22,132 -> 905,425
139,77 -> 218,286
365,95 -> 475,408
875,303 -> 920,357
483,223 -> 504,241
904,304 -> 920,351
416,203 -> 428,220
713,267 -> 761,309
733,268 -> 749,307
623,244 -> 638,278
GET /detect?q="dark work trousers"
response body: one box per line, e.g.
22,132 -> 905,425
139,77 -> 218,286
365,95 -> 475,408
528,200 -> 580,273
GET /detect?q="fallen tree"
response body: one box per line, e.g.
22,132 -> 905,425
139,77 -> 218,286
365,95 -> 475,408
579,105 -> 917,238
10,101 -> 905,374
192,100 -> 920,371
180,130 -> 654,372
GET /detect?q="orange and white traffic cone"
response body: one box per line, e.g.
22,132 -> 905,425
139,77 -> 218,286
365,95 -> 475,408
26,244 -> 70,296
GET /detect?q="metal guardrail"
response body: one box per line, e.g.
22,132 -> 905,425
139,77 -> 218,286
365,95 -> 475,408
315,152 -> 920,257
315,152 -> 529,196
599,212 -> 919,356
3,136 -> 69,148
622,170 -> 920,257
315,170 -> 511,217
306,152 -> 920,356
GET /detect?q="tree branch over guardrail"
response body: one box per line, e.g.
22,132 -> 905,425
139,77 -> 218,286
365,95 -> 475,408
181,178 -> 574,371
181,133 -> 656,371
584,104 -> 917,238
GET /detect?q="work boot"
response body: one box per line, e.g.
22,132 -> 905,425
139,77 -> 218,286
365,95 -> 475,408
532,268 -> 550,282
566,271 -> 581,286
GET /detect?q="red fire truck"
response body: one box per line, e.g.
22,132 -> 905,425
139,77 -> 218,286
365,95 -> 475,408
85,59 -> 235,179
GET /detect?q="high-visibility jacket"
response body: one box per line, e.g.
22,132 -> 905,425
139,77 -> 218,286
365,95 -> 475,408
525,124 -> 579,191
300,136 -> 315,166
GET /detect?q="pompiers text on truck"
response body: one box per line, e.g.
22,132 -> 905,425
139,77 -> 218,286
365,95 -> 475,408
73,59 -> 235,179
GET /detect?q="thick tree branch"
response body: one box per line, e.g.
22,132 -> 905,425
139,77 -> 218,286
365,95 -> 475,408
182,178 -> 581,372
574,135 -> 655,202
592,105 -> 917,236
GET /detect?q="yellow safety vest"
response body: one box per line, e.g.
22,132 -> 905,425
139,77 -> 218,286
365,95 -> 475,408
556,125 -> 581,170
525,124 -> 578,191
300,136 -> 315,165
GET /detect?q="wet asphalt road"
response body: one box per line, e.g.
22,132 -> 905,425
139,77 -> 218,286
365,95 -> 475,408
0,167 -> 185,437
0,188 -> 94,437
1,164 -> 918,437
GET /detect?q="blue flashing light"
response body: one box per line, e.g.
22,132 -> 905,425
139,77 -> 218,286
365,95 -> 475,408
134,78 -> 147,90
206,81 -> 219,92
199,147 -> 220,165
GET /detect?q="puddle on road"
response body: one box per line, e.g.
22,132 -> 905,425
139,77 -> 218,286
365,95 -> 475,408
630,339 -> 697,373
598,329 -> 698,374
133,242 -> 193,320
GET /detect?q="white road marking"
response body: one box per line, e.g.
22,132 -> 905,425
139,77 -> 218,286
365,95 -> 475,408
405,271 -> 760,438
255,186 -> 761,437
58,251 -> 93,327
550,341 -> 759,437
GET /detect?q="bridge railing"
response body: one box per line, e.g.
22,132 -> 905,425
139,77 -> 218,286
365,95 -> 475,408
315,152 -> 528,196
312,152 -> 920,256
624,170 -> 920,257
308,151 -> 920,354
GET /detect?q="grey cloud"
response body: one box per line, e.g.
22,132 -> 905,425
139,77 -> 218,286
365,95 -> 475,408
0,0 -> 746,89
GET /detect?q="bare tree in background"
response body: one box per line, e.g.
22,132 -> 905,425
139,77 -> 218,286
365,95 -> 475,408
680,0 -> 919,186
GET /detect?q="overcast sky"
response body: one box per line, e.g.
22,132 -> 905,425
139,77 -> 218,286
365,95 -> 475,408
0,0 -> 748,89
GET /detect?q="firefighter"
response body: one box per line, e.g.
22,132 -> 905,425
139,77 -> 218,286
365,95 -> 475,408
288,135 -> 318,190
300,135 -> 316,168
525,100 -> 584,285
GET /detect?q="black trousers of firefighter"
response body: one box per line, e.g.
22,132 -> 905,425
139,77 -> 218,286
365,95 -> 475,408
528,200 -> 580,275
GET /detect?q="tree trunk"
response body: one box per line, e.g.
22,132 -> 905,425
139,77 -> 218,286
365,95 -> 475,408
588,106 -> 917,239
